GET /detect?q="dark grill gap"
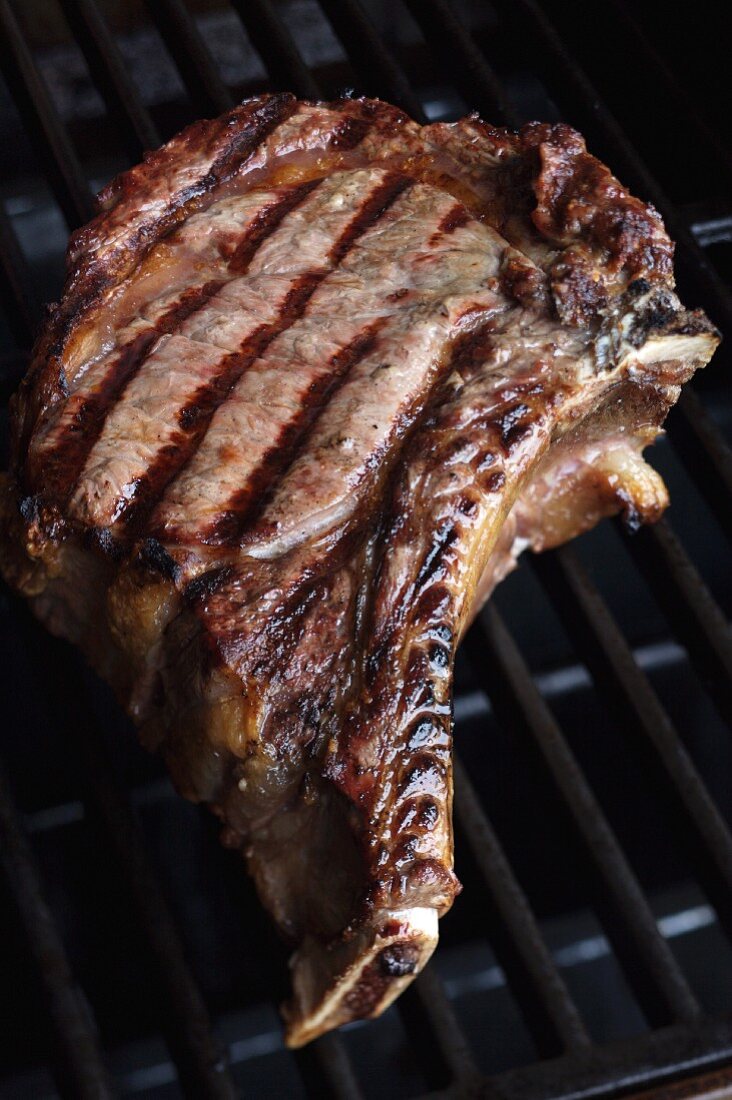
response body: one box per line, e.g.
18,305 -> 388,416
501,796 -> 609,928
0,2 -> 730,1098
463,609 -> 702,1031
145,0 -> 234,116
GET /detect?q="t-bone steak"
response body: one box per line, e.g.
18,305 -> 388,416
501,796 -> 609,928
0,94 -> 719,1045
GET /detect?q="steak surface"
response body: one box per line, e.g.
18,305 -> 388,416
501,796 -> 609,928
0,94 -> 719,1045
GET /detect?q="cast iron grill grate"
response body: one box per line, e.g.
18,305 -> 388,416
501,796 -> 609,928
0,1 -> 731,1097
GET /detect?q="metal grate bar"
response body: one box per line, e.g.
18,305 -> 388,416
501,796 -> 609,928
0,205 -> 40,349
58,0 -> 161,159
623,1064 -> 732,1100
533,547 -> 732,938
65,687 -> 237,1098
316,0 -> 426,121
0,759 -> 114,1099
11,604 -> 237,1100
483,0 -> 732,328
145,0 -> 234,116
0,4 -> 730,1096
306,1034 -> 365,1100
230,0 -> 322,100
669,390 -> 732,546
377,0 -> 731,519
400,965 -> 480,1088
401,0 -> 520,127
485,1017 -> 732,1100
464,0 -> 732,519
0,0 -> 94,227
452,754 -> 591,1056
620,518 -> 732,730
374,1 -> 726,528
605,0 -> 732,180
0,354 -> 28,405
466,607 -> 702,1029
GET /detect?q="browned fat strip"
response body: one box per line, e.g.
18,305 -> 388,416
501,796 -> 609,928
65,94 -> 298,285
54,97 -> 382,343
247,215 -> 515,558
68,169 -> 402,529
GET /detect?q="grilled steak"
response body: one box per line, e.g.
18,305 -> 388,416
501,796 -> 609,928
0,94 -> 719,1045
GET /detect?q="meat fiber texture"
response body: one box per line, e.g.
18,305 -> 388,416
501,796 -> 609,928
0,94 -> 719,1045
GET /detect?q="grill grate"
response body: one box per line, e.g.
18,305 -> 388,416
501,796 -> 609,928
0,2 -> 731,1097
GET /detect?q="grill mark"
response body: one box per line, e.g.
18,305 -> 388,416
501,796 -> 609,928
414,522 -> 459,591
39,332 -> 155,507
227,179 -> 320,271
194,94 -> 298,199
203,322 -> 384,545
139,536 -> 179,581
123,274 -> 321,532
255,280 -> 509,553
184,566 -> 235,604
154,172 -> 412,545
38,96 -> 298,385
37,281 -> 225,507
443,317 -> 499,380
44,182 -> 329,509
428,204 -> 471,245
363,311 -> 506,662
113,177 -> 409,532
329,175 -> 411,266
154,279 -> 225,330
329,115 -> 374,151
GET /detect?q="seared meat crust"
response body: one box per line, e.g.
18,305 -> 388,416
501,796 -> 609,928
1,94 -> 719,1045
